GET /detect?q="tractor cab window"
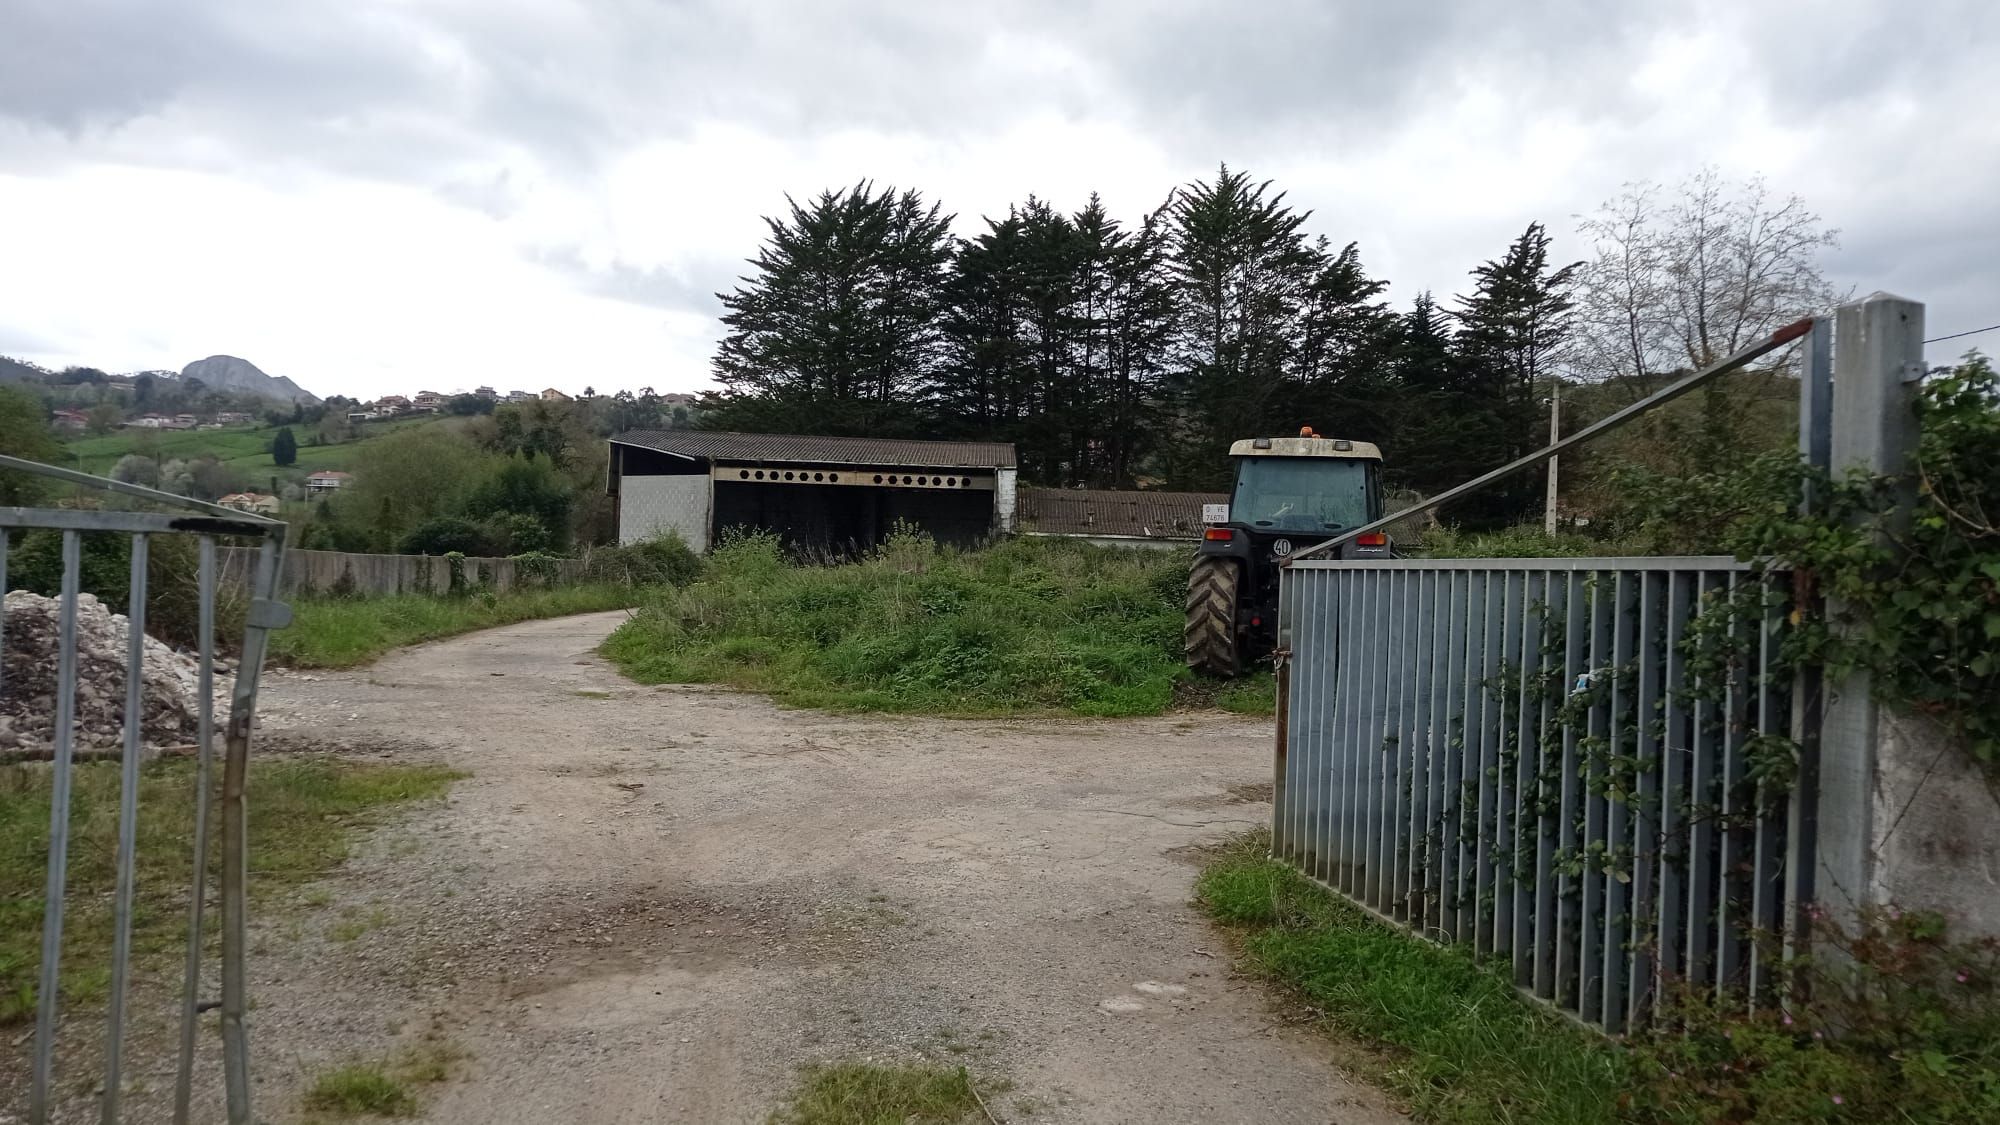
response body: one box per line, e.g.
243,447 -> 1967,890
1230,457 -> 1373,534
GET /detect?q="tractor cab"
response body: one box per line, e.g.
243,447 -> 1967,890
1186,431 -> 1389,676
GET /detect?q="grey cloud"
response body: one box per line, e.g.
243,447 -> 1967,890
527,246 -> 730,316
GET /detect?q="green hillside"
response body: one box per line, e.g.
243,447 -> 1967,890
61,415 -> 463,481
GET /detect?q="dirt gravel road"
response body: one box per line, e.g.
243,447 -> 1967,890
237,611 -> 1399,1124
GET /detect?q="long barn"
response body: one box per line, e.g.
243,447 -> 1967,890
608,430 -> 1019,552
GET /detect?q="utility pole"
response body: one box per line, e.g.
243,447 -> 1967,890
1543,381 -> 1561,536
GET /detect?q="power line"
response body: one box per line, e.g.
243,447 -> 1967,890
1926,322 -> 2000,344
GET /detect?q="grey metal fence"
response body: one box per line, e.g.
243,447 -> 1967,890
1273,556 -> 1809,1033
1,454 -> 289,1124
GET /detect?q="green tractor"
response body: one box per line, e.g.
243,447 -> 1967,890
1185,430 -> 1390,677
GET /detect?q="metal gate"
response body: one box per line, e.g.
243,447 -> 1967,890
1273,558 -> 1810,1032
2,454 -> 289,1124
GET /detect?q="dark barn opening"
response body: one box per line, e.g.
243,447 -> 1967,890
611,431 -> 1018,555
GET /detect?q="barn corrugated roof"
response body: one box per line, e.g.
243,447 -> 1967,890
612,430 -> 1017,468
1017,487 -> 1226,539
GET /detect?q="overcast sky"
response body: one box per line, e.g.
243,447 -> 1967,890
2,0 -> 1993,400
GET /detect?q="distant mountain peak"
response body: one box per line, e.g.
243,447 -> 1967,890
177,355 -> 320,405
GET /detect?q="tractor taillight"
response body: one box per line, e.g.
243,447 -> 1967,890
1356,531 -> 1387,547
1204,528 -> 1235,541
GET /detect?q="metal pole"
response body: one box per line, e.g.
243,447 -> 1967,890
30,531 -> 84,1124
174,538 -> 219,1124
220,530 -> 289,1124
1816,295 -> 1924,919
102,534 -> 151,1122
1290,318 -> 1814,562
1544,382 -> 1561,537
1785,318 -> 1831,969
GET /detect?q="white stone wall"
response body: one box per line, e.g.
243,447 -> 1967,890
619,475 -> 711,551
994,467 -> 1018,534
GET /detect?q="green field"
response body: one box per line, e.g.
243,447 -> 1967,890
60,415 -> 460,480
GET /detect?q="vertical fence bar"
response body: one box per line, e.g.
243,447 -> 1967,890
31,530 -> 84,1124
1716,572 -> 1751,1000
1554,570 -> 1587,1007
1395,570 -> 1421,921
1749,574 -> 1787,1002
1512,570 -> 1541,985
1440,570 -> 1469,939
1369,571 -> 1395,911
1601,572 -> 1636,1032
1334,570 -> 1362,890
175,538 -> 219,1124
1628,571 -> 1664,1028
1457,571 -> 1484,938
1489,571 -> 1521,958
1312,568 -> 1328,876
1579,571 -> 1614,1026
1685,572 -> 1719,992
1424,569 -> 1451,938
102,533 -> 152,1122
1657,572 -> 1693,1004
1400,571 -> 1429,922
1532,569 -> 1562,999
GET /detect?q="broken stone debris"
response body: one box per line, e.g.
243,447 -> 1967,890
0,590 -> 232,755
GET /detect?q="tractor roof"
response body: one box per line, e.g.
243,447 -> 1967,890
1228,437 -> 1383,460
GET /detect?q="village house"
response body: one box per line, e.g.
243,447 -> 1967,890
216,492 -> 281,515
506,390 -> 534,402
305,470 -> 353,495
540,388 -> 572,402
49,409 -> 90,432
413,391 -> 444,411
474,386 -> 498,398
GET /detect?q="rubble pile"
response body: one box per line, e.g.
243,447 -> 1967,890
0,590 -> 230,755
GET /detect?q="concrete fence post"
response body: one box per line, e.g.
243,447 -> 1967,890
1815,293 -> 1924,917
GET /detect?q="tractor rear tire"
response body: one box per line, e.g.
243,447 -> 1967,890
1185,557 -> 1243,678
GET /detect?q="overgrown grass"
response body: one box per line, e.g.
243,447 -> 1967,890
768,1062 -> 992,1125
0,757 -> 462,1025
304,1065 -> 417,1117
272,584 -> 641,668
603,533 -> 1196,717
1196,831 -> 1626,1123
1402,523 -> 1644,559
303,1039 -> 468,1118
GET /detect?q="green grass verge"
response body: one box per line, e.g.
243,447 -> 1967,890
603,533 -> 1204,717
271,585 -> 640,669
1196,831 -> 1626,1123
768,1062 -> 994,1125
0,757 -> 462,1025
61,415 -> 456,478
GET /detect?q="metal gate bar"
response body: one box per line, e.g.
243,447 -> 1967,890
1274,555 -> 1810,1033
3,453 -> 288,1124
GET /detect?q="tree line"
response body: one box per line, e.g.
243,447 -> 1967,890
702,166 -> 1837,522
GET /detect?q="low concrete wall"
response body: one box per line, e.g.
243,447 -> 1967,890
219,547 -> 586,597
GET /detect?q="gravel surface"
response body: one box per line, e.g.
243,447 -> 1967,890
89,611 -> 1401,1124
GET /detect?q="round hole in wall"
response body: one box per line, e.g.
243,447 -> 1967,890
813,472 -> 824,481
915,476 -> 927,486
739,469 -> 749,479
873,474 -> 883,484
961,477 -> 972,487
945,476 -> 957,487
830,473 -> 840,482
754,470 -> 764,480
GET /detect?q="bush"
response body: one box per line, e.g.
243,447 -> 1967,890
1628,908 -> 2000,1123
400,517 -> 496,557
581,533 -> 703,588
